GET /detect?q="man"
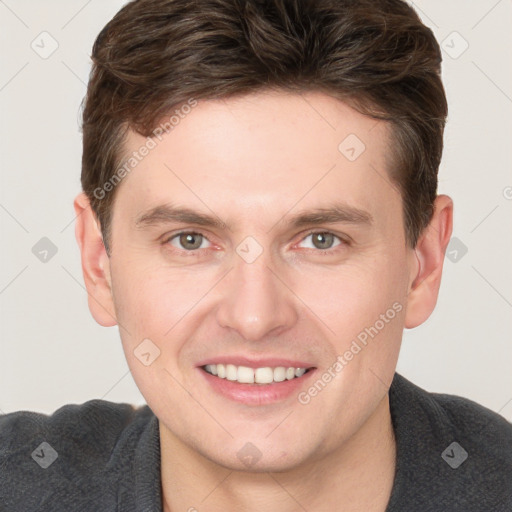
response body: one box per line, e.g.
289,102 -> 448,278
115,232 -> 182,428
1,0 -> 511,511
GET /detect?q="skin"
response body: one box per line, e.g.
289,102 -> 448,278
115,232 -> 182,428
74,90 -> 453,511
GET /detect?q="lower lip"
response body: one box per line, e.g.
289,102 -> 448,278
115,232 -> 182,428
198,367 -> 316,405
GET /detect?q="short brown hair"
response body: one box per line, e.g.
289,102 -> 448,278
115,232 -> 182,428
81,0 -> 447,253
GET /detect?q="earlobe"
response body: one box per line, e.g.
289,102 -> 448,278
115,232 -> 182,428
74,193 -> 117,327
404,195 -> 453,329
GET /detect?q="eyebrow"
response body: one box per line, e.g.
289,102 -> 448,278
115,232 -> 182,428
135,205 -> 227,230
134,203 -> 373,231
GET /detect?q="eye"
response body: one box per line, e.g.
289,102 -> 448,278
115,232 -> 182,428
163,230 -> 346,254
297,231 -> 344,251
166,231 -> 211,251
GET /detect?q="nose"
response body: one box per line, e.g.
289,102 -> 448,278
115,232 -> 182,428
215,250 -> 298,341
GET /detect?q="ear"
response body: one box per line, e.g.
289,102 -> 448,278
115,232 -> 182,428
404,194 -> 453,329
73,192 -> 117,327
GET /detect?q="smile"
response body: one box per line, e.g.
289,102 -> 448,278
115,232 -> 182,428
202,364 -> 314,385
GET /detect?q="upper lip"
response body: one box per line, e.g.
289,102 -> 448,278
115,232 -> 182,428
197,356 -> 316,369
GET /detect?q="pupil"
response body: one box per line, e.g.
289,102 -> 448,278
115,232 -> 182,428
314,233 -> 333,250
180,233 -> 202,250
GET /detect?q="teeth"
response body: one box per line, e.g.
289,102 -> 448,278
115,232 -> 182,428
226,364 -> 237,381
255,367 -> 273,384
273,367 -> 286,382
203,364 -> 311,384
237,366 -> 255,384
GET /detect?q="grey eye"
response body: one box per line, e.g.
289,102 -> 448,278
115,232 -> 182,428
169,232 -> 208,251
297,231 -> 342,251
310,232 -> 336,250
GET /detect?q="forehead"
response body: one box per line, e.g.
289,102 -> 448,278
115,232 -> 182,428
115,90 -> 399,230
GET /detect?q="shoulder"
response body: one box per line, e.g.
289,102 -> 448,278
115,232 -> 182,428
0,399 -> 156,511
431,386 -> 512,452
392,372 -> 512,459
0,399 -> 153,463
388,373 -> 512,511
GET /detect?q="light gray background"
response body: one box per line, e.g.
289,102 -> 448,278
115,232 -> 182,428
1,1 -> 511,417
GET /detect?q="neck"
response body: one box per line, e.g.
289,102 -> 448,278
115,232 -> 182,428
160,393 -> 396,512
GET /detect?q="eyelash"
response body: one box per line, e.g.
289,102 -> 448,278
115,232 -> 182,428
162,230 -> 349,255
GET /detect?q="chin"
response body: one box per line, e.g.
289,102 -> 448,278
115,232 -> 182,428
201,440 -> 312,474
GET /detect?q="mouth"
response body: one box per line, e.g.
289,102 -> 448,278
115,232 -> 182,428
198,361 -> 317,405
201,363 -> 315,385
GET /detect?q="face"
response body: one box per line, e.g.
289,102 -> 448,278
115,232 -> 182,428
100,91 -> 418,471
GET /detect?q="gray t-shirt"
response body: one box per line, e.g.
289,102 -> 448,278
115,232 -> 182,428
1,372 -> 511,511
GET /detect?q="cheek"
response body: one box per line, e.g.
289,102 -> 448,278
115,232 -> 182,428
110,235 -> 409,357
293,250 -> 408,344
113,258 -> 193,322
110,260 -> 216,359
109,264 -> 198,397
